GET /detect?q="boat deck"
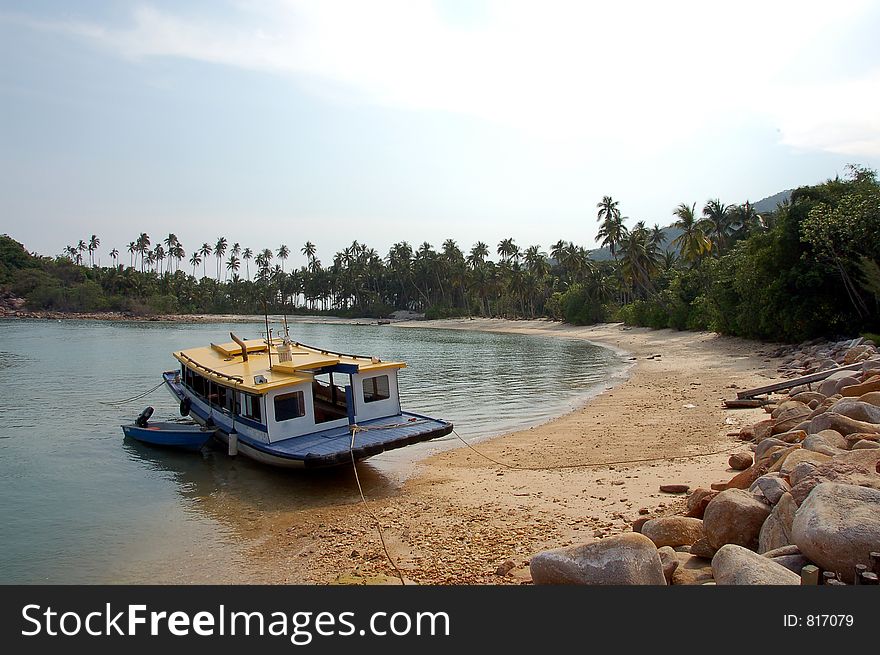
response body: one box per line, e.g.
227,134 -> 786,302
269,412 -> 453,467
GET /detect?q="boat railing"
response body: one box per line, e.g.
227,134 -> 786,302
290,340 -> 377,362
177,351 -> 245,384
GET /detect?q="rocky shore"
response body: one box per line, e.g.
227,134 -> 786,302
529,338 -> 880,586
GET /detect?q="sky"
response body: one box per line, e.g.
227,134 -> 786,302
1,0 -> 879,269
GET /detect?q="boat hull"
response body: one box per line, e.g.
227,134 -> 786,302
121,422 -> 215,451
161,371 -> 453,468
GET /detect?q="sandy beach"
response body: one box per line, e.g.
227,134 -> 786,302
195,318 -> 782,585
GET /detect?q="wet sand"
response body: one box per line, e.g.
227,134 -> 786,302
214,319 -> 782,585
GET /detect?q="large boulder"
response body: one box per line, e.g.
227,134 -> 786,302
713,464 -> 768,492
671,555 -> 714,585
844,345 -> 874,364
641,517 -> 704,548
790,391 -> 827,405
789,462 -> 819,487
808,412 -> 880,436
819,373 -> 854,397
761,544 -> 810,574
772,404 -> 813,434
750,474 -> 791,505
530,533 -> 666,585
689,537 -> 717,560
813,429 -> 849,450
840,376 -> 880,397
828,399 -> 880,424
792,482 -> 880,583
801,434 -> 845,457
779,449 -> 832,476
728,452 -> 753,470
711,544 -> 800,585
751,419 -> 775,443
771,401 -> 808,420
703,489 -> 771,550
755,438 -> 787,462
790,449 -> 880,504
833,376 -> 862,395
758,492 -> 797,553
853,439 -> 880,450
686,488 -> 718,519
657,546 -> 680,583
775,429 -> 807,444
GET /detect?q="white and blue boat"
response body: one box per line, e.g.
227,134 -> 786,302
161,331 -> 453,468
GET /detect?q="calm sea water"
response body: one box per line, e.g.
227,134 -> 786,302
0,319 -> 624,583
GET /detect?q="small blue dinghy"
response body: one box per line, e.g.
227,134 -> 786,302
122,406 -> 216,451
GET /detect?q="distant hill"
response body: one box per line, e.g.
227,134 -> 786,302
752,189 -> 793,214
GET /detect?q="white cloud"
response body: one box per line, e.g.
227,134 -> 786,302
771,71 -> 880,157
11,0 -> 880,156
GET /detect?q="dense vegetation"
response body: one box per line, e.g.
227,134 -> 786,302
2,165 -> 877,342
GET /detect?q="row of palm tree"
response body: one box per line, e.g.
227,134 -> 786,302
61,195 -> 763,317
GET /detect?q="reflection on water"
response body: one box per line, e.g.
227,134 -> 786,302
0,319 -> 623,583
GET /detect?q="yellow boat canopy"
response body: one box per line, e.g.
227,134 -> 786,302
174,338 -> 405,395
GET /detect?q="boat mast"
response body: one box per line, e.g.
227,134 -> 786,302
263,299 -> 272,369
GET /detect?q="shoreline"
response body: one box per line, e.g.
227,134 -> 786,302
0,310 -> 412,324
216,319 -> 782,584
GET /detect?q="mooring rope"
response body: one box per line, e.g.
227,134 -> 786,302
98,380 -> 166,406
449,427 -> 742,470
346,421 -> 742,584
349,425 -> 406,586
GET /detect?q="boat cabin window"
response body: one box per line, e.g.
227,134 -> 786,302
213,383 -> 234,413
240,392 -> 262,422
363,375 -> 390,403
312,372 -> 349,424
274,391 -> 306,422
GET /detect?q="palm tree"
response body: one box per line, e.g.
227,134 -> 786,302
467,241 -> 489,268
88,235 -> 100,267
728,201 -> 764,239
497,238 -> 518,263
214,237 -> 227,281
302,241 -> 316,263
550,240 -> 567,264
76,240 -> 87,265
198,243 -> 212,278
189,252 -> 202,277
172,242 -> 185,273
671,202 -> 711,266
277,244 -> 290,273
650,225 -> 665,251
109,248 -> 119,268
242,248 -> 253,281
594,196 -> 626,262
596,196 -> 619,223
153,244 -> 165,276
135,233 -> 150,271
618,223 -> 661,300
226,254 -> 241,277
163,234 -> 178,273
702,199 -> 731,254
127,242 -> 137,268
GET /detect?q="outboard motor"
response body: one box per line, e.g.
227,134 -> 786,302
135,406 -> 154,428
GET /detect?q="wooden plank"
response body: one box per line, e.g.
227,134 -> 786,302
735,362 -> 865,399
722,398 -> 769,409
